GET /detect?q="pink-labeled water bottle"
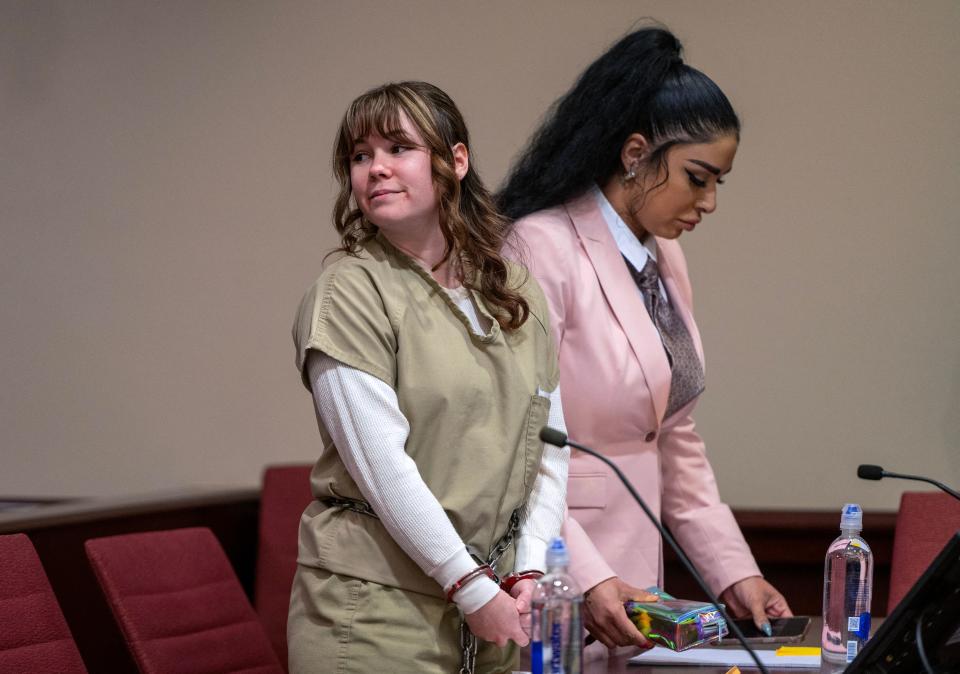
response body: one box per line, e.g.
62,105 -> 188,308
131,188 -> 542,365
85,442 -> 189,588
822,503 -> 874,664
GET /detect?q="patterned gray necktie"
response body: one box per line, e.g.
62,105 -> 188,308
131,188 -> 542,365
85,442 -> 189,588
624,255 -> 705,419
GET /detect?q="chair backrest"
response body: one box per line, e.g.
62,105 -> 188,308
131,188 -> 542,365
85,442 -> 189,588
85,527 -> 283,674
254,464 -> 313,667
0,533 -> 87,673
888,491 -> 960,613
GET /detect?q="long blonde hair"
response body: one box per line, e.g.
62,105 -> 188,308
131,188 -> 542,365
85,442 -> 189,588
332,81 -> 529,330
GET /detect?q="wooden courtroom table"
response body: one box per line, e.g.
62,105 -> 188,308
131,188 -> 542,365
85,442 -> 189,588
522,617 -> 860,673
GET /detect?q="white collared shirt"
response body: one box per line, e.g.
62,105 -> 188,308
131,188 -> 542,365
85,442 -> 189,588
592,185 -> 668,303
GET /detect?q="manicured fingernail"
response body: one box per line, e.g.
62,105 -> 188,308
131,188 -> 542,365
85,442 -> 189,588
761,622 -> 772,637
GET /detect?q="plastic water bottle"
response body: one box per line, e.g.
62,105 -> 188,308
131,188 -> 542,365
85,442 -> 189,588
821,503 -> 874,664
531,537 -> 583,674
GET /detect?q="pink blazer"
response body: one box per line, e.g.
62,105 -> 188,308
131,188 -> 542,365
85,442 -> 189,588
512,191 -> 761,595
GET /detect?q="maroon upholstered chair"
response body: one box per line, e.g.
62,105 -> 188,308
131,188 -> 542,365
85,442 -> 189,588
0,533 -> 87,673
254,464 -> 313,668
85,527 -> 283,674
887,491 -> 960,613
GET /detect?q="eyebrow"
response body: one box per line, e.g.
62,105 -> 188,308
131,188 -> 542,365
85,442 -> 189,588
688,159 -> 723,175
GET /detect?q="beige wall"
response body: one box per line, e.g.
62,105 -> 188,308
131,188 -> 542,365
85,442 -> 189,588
2,1 -> 958,511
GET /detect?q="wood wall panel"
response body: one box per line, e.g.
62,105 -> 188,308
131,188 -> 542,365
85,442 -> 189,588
0,491 -> 896,672
0,490 -> 260,674
664,509 -> 896,617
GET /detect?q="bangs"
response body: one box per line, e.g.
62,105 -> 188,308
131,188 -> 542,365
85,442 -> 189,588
332,82 -> 450,185
341,89 -> 420,150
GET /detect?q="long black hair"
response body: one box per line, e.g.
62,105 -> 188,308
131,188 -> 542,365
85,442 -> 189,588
497,26 -> 740,221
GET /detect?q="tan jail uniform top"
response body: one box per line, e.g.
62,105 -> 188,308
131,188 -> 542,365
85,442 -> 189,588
292,234 -> 559,597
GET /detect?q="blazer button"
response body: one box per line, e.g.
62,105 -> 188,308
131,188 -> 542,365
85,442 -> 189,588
644,431 -> 657,443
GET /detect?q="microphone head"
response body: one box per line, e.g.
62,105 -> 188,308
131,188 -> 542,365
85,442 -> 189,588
539,426 -> 569,448
857,464 -> 885,481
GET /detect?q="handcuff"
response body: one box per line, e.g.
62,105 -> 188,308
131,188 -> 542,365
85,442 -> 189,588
501,569 -> 544,593
446,566 -> 544,602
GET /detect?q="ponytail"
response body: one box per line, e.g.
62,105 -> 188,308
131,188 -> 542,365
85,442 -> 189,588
497,25 -> 738,221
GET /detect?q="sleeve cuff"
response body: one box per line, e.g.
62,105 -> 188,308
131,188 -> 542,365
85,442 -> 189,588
436,548 -> 502,614
435,547 -> 480,590
454,576 -> 501,615
562,516 -> 618,593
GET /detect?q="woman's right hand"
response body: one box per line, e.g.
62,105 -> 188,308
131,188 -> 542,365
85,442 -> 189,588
464,590 -> 530,647
583,577 -> 658,649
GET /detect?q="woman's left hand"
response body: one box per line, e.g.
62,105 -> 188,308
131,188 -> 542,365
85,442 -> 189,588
509,578 -> 537,637
720,576 -> 793,635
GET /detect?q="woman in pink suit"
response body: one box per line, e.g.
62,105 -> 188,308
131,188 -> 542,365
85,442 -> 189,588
499,26 -> 793,650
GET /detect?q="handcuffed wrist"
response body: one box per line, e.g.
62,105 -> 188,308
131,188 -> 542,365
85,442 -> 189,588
501,569 -> 544,593
445,564 -> 499,603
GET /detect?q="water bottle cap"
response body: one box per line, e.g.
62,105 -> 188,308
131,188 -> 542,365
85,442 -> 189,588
545,536 -> 570,568
840,503 -> 863,531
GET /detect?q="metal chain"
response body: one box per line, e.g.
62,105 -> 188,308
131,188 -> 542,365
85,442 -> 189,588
318,496 -> 379,519
458,620 -> 479,674
458,505 -> 525,674
486,507 -> 522,572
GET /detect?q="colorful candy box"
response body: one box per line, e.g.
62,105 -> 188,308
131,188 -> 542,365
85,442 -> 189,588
624,588 -> 729,651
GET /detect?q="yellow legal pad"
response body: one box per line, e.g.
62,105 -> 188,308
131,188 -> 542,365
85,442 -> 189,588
776,646 -> 821,656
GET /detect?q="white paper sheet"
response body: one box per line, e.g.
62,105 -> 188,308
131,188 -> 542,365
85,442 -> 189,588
629,646 -> 821,668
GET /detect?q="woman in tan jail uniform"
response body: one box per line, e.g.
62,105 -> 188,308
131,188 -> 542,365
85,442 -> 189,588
287,81 -> 569,674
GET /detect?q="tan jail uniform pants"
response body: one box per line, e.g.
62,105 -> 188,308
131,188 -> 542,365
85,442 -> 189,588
288,565 -> 518,674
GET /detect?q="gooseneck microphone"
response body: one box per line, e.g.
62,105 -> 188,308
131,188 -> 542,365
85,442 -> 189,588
857,464 -> 960,502
540,426 -> 771,674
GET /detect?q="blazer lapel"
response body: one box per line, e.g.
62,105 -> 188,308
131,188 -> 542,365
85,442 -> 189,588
564,192 -> 671,425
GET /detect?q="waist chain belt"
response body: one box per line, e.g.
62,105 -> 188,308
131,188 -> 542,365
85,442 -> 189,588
319,495 -> 379,519
319,496 -> 521,572
320,496 -> 525,674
